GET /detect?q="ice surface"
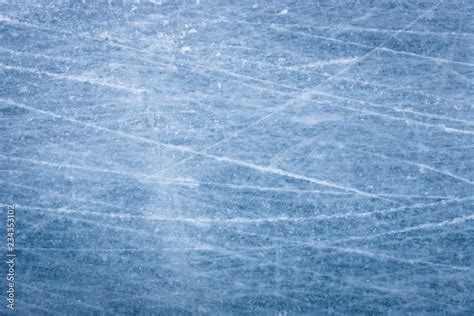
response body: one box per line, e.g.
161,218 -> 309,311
0,1 -> 473,315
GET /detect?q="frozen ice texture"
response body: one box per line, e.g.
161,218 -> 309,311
0,0 -> 473,314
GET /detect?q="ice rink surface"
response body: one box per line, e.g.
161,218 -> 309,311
0,0 -> 473,314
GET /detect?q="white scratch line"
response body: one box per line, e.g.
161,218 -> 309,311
0,63 -> 146,94
0,98 -> 386,200
0,47 -> 76,63
159,1 -> 448,177
311,92 -> 474,135
364,151 -> 474,185
339,214 -> 474,242
16,197 -> 474,227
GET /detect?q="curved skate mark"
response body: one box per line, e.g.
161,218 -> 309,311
336,213 -> 474,243
17,205 -> 472,288
149,1 -> 450,179
312,139 -> 474,184
226,225 -> 471,271
311,91 -> 474,135
0,99 -> 390,201
0,63 -> 147,94
199,4 -> 472,68
14,196 -> 473,228
0,154 -> 199,188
